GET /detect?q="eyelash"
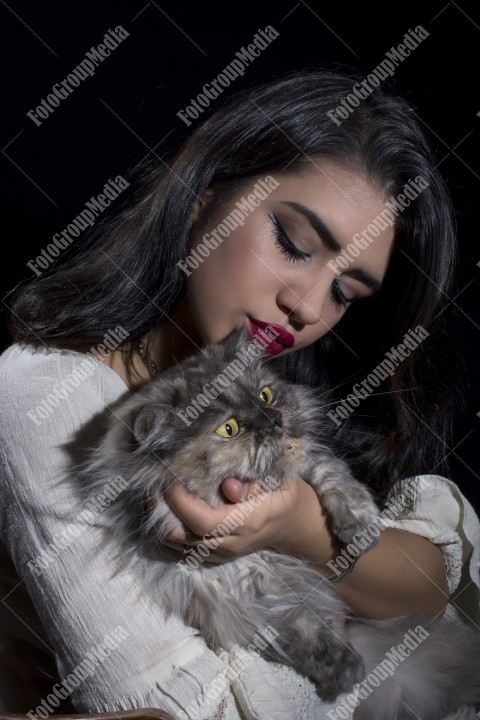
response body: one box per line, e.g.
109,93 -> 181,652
330,281 -> 351,310
269,213 -> 352,310
270,213 -> 310,263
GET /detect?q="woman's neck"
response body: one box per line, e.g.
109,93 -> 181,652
155,292 -> 204,373
97,292 -> 204,390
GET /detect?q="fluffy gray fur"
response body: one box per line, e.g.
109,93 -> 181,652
79,328 -> 480,718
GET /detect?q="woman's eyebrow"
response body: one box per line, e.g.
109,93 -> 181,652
280,200 -> 342,251
279,200 -> 382,292
344,267 -> 381,292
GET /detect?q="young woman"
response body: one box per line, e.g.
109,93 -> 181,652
1,70 -> 479,719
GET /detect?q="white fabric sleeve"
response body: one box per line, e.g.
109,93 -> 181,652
0,345 -> 239,719
380,474 -> 480,625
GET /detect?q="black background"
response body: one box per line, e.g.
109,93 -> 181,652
1,1 -> 479,512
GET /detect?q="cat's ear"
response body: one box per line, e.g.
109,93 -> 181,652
132,403 -> 173,446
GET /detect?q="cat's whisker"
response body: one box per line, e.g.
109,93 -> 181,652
317,387 -> 421,410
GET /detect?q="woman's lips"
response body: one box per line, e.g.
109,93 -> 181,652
247,316 -> 295,355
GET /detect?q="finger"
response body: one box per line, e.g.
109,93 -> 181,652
183,542 -> 234,565
163,525 -> 192,543
200,554 -> 231,565
160,539 -> 186,552
166,484 -> 242,536
160,538 -> 240,565
221,477 -> 251,503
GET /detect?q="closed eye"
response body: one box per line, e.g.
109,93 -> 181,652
269,213 -> 310,263
330,280 -> 354,310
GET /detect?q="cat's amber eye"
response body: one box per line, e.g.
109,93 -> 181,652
259,386 -> 273,404
215,418 -> 239,438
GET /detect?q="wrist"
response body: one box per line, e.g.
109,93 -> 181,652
325,549 -> 360,582
272,482 -> 342,570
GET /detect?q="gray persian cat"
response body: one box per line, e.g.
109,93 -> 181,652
81,328 -> 480,719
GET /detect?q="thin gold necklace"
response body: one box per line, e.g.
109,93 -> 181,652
137,340 -> 158,378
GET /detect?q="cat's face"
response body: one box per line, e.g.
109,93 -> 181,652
130,329 -> 320,505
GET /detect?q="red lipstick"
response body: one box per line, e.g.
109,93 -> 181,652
247,316 -> 295,355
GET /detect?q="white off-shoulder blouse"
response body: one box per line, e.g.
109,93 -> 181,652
0,343 -> 479,720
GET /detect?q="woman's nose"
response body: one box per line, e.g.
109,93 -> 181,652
277,277 -> 332,327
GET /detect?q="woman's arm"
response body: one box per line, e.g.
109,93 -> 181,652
165,475 -> 450,619
0,346 -> 235,718
324,527 -> 449,618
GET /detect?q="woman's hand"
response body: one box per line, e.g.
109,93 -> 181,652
162,475 -> 341,569
161,476 -> 450,620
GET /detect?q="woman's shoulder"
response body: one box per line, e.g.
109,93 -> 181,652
0,342 -> 129,423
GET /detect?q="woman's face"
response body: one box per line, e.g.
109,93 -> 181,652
186,161 -> 395,356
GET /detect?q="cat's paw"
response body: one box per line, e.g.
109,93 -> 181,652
306,634 -> 364,701
321,477 -> 380,550
329,496 -> 380,549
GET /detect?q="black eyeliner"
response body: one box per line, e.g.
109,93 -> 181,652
330,281 -> 349,309
269,213 -> 310,261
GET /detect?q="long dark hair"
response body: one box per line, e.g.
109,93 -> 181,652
5,69 -> 459,505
